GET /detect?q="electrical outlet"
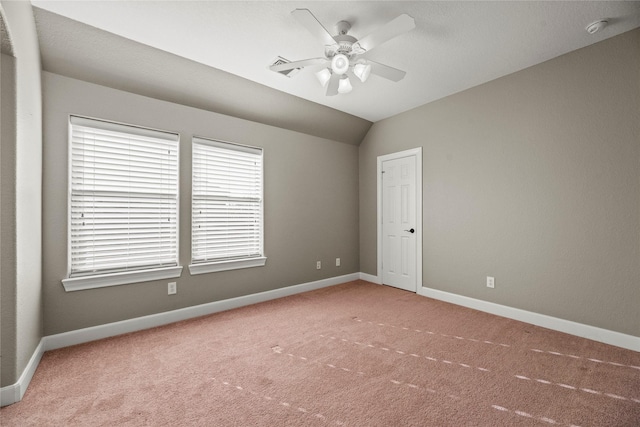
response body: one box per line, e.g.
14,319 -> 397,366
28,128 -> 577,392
316,261 -> 321,270
486,276 -> 495,289
168,282 -> 177,295
336,258 -> 341,267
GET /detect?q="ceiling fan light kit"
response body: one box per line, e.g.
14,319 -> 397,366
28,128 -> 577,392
270,8 -> 415,96
338,76 -> 353,94
353,63 -> 372,83
331,54 -> 350,75
315,68 -> 332,87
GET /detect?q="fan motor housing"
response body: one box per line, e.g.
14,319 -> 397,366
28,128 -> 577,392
326,34 -> 359,59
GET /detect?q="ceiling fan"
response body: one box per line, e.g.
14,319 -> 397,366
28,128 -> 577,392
270,9 -> 415,96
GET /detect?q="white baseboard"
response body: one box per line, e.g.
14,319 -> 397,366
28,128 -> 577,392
44,273 -> 360,351
418,286 -> 640,352
1,339 -> 45,407
359,272 -> 381,284
1,273 -> 358,407
4,274 -> 636,408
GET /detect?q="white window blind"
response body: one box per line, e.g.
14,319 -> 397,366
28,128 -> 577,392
69,116 -> 179,277
191,137 -> 263,265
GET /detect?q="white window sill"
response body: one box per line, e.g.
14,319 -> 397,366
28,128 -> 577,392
62,266 -> 183,292
188,257 -> 267,275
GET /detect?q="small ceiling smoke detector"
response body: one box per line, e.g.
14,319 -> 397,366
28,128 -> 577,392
586,19 -> 608,35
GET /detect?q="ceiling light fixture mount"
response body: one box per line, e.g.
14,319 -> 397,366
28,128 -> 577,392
269,9 -> 415,96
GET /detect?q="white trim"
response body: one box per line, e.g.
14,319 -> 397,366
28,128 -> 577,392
188,257 -> 267,275
66,114 -> 181,285
46,273 -> 359,351
62,266 -> 183,292
70,115 -> 180,142
192,135 -> 262,155
0,384 -> 19,408
1,273 -> 357,407
376,147 -> 423,292
418,286 -> 640,352
191,137 -> 264,267
359,272 -> 381,284
4,274 -> 638,408
1,339 -> 45,407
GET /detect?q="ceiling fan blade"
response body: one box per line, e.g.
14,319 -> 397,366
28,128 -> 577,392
291,9 -> 337,47
346,70 -> 364,87
326,73 -> 340,96
355,14 -> 415,52
368,61 -> 407,82
269,58 -> 328,73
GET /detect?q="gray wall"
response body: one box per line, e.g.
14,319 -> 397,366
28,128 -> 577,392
1,52 -> 16,387
42,72 -> 359,335
359,29 -> 640,337
0,1 -> 43,387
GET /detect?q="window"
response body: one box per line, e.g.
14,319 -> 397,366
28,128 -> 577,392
62,116 -> 182,291
189,137 -> 266,274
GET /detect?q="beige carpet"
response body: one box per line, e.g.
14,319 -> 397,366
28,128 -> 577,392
2,280 -> 639,426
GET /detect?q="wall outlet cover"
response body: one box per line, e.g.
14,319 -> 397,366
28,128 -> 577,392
168,282 -> 177,295
487,277 -> 495,288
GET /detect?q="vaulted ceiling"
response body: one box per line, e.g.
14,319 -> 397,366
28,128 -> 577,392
31,1 -> 640,145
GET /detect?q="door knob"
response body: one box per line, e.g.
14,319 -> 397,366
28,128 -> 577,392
404,228 -> 415,233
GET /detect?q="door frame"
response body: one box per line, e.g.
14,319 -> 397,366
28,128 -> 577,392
377,147 -> 423,292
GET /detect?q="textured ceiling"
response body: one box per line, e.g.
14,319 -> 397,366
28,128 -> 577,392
33,8 -> 373,145
30,1 -> 640,122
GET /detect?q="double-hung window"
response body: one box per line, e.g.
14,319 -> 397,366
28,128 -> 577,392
62,116 -> 181,291
189,137 -> 266,274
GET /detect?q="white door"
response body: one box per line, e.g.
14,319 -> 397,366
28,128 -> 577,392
381,155 -> 417,291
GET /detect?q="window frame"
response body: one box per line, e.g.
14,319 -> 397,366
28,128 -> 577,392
188,136 -> 266,275
62,115 -> 182,292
